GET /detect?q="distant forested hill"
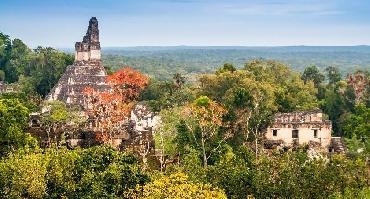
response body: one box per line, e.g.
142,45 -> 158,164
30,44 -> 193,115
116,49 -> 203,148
64,46 -> 370,80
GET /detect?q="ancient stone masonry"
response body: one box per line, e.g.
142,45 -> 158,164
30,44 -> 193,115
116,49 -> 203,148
39,17 -> 159,153
46,17 -> 109,107
265,109 -> 333,149
75,17 -> 101,64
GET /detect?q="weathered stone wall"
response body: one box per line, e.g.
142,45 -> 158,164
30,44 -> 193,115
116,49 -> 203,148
266,124 -> 332,148
47,64 -> 109,106
130,102 -> 161,132
46,17 -> 108,107
273,109 -> 323,123
90,49 -> 101,60
75,17 -> 101,62
265,109 -> 332,148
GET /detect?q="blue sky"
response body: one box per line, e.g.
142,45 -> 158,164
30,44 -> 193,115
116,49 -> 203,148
1,0 -> 370,47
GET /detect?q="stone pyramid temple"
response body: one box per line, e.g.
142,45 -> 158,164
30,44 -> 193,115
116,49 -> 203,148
47,17 -> 109,107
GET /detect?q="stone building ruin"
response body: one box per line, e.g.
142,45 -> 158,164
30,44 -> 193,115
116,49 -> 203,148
38,17 -> 158,151
46,17 -> 109,107
265,109 -> 333,150
74,17 -> 101,63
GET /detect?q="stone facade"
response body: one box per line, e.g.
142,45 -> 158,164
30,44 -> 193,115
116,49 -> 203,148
40,17 -> 159,153
265,109 -> 332,149
130,102 -> 161,133
46,17 -> 109,107
75,17 -> 101,63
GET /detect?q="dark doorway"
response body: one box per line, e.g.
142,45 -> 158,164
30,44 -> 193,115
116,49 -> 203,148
314,130 -> 318,138
292,130 -> 299,138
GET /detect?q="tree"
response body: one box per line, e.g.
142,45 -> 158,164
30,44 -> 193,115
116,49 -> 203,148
40,101 -> 86,147
4,38 -> 31,83
107,67 -> 149,102
325,66 -> 341,85
181,96 -> 228,168
129,173 -> 227,199
0,33 -> 12,80
346,70 -> 369,104
0,99 -> 37,156
0,145 -> 148,198
205,146 -> 256,198
173,73 -> 186,88
342,103 -> 370,154
252,152 -> 369,199
301,65 -> 325,88
330,187 -> 370,198
216,63 -> 236,74
0,70 -> 5,81
0,92 -> 39,112
280,73 -> 318,112
322,83 -> 349,136
344,134 -> 366,155
30,47 -> 73,96
0,152 -> 48,198
197,59 -> 318,152
243,59 -> 318,112
0,40 -> 72,96
225,80 -> 276,151
72,145 -> 148,198
140,77 -> 195,112
155,107 -> 182,171
342,103 -> 369,139
83,67 -> 148,145
198,69 -> 251,102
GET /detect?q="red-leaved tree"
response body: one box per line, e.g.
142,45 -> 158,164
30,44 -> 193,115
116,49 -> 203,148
83,67 -> 149,144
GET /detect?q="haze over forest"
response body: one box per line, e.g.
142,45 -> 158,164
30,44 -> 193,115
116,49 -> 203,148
63,46 -> 370,80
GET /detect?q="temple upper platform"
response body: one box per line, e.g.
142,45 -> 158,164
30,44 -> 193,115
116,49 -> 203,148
46,17 -> 109,107
74,17 -> 101,64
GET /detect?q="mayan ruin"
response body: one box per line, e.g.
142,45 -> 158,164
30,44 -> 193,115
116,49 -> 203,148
266,109 -> 332,148
46,17 -> 109,107
33,18 -> 158,151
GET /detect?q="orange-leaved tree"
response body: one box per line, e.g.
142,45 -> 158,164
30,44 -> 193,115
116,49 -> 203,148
83,67 -> 149,144
182,96 -> 228,168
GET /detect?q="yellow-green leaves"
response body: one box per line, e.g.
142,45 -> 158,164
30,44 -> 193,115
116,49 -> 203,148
133,173 -> 227,199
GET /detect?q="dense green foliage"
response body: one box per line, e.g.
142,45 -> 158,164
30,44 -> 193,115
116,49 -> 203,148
0,99 -> 37,156
342,103 -> 370,154
169,146 -> 369,199
301,65 -> 325,87
0,32 -> 73,97
0,145 -> 148,198
140,61 -> 369,199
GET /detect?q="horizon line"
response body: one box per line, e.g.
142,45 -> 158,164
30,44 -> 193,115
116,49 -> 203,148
53,44 -> 370,49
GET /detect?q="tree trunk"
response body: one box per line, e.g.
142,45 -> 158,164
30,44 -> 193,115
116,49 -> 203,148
201,137 -> 207,168
255,136 -> 258,158
160,132 -> 165,172
47,126 -> 51,147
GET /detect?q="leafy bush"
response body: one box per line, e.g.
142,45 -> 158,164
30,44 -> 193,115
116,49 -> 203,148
0,145 -> 148,198
129,173 -> 227,199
